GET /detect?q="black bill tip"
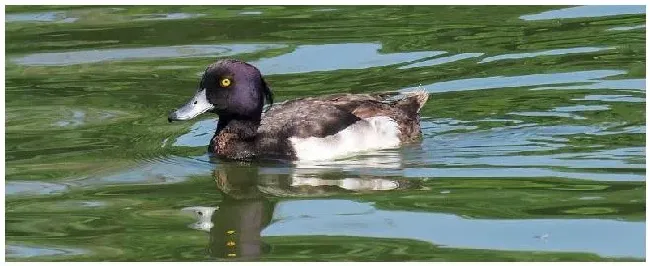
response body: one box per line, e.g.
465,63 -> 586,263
167,110 -> 177,123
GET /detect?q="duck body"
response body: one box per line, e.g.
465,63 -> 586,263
168,59 -> 428,161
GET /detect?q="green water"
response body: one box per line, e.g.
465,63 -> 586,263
4,5 -> 646,261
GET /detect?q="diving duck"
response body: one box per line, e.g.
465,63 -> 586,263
168,59 -> 428,161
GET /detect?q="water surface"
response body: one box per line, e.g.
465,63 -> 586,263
4,5 -> 646,261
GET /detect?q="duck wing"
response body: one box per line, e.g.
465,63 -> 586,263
258,91 -> 425,138
259,97 -> 361,139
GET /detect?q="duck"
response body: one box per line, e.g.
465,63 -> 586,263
168,59 -> 429,161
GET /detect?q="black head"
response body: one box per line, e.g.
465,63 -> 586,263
168,59 -> 273,122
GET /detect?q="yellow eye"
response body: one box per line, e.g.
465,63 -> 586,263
220,78 -> 232,88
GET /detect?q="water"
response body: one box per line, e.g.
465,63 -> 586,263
4,5 -> 645,261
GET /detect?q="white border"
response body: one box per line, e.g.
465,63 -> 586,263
0,0 -> 649,5
2,2 -> 648,266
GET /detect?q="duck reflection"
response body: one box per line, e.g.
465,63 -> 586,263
182,160 -> 420,260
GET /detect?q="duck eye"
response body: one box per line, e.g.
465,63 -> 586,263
220,78 -> 232,88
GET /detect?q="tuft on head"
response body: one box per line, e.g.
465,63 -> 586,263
405,86 -> 429,112
390,87 -> 430,115
261,77 -> 274,107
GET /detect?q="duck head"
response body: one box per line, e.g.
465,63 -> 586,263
168,59 -> 273,122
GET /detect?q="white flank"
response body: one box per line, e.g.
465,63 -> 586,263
289,116 -> 401,161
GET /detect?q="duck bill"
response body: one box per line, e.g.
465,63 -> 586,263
168,88 -> 215,122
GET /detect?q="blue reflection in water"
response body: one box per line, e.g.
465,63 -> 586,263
607,25 -> 646,31
399,53 -> 484,69
479,47 -> 613,64
520,5 -> 645,20
402,70 -> 626,93
5,11 -> 77,23
253,43 -> 445,75
263,199 -> 645,258
5,244 -> 87,258
11,44 -> 287,66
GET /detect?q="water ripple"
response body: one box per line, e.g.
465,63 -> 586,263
264,199 -> 645,258
12,44 -> 287,66
5,11 -> 78,23
134,12 -> 204,21
607,25 -> 646,31
5,181 -> 69,196
253,43 -> 445,75
403,70 -> 626,94
520,5 -> 645,21
574,94 -> 645,103
479,47 -> 614,64
399,53 -> 483,69
6,244 -> 87,258
71,155 -> 214,186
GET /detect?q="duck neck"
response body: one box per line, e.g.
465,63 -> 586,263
210,113 -> 261,159
215,114 -> 261,139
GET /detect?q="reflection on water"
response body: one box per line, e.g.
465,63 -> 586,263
5,244 -> 87,259
265,199 -> 644,258
530,79 -> 645,91
181,206 -> 218,232
520,5 -> 645,20
183,163 -> 644,260
239,11 -> 263,15
289,176 -> 400,191
575,94 -> 645,103
11,44 -> 286,66
72,155 -> 213,186
5,11 -> 78,23
399,53 -> 484,69
134,12 -> 204,21
478,47 -> 613,64
183,162 -> 414,260
253,43 -> 445,75
313,8 -> 338,12
5,181 -> 69,196
54,110 -> 86,127
173,118 -> 218,147
607,25 -> 646,31
403,70 -> 626,93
